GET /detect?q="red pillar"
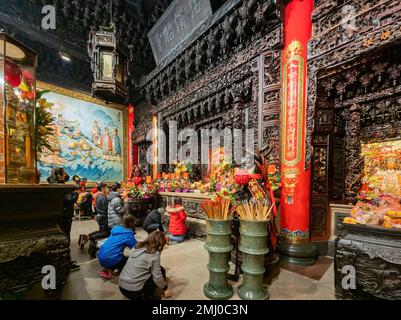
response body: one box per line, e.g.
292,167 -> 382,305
279,0 -> 317,265
127,104 -> 135,179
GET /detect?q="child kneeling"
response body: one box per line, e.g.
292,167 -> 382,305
98,214 -> 136,280
165,198 -> 187,244
119,230 -> 172,300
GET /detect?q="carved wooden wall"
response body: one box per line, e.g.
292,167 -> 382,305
137,0 -> 283,171
309,0 -> 401,240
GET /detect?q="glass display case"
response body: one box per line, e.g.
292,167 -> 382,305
0,33 -> 37,183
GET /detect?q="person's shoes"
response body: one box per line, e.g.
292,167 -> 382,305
78,234 -> 84,247
70,261 -> 80,272
80,235 -> 89,250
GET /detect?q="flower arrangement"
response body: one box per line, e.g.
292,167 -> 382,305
215,158 -> 235,176
128,185 -> 146,199
181,179 -> 191,192
267,165 -> 281,192
122,180 -> 157,199
36,90 -> 55,153
142,181 -> 159,195
172,161 -> 194,180
157,180 -> 168,192
170,179 -> 182,192
175,161 -> 187,174
356,192 -> 377,205
215,182 -> 240,203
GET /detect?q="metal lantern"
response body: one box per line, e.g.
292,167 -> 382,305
88,24 -> 128,104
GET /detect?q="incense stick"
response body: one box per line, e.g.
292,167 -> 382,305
237,199 -> 273,221
201,197 -> 232,220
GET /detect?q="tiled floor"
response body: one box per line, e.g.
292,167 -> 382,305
62,220 -> 336,300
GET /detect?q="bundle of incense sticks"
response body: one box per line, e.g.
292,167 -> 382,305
236,198 -> 273,221
201,196 -> 233,220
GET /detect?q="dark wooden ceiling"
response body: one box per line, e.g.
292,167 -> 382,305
0,0 -> 230,102
0,0 -> 173,99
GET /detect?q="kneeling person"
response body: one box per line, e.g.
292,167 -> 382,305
98,214 -> 136,279
166,198 -> 187,244
143,208 -> 165,234
119,231 -> 172,300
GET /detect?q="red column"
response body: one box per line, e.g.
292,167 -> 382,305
127,104 -> 135,179
279,0 -> 317,264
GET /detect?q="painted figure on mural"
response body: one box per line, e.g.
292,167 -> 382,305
56,114 -> 66,134
103,127 -> 113,155
112,128 -> 121,156
92,120 -> 102,147
37,90 -> 124,182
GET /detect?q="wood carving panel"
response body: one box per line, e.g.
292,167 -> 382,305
308,0 -> 401,238
335,224 -> 401,300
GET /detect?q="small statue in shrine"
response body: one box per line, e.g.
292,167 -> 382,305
365,149 -> 401,197
130,165 -> 143,186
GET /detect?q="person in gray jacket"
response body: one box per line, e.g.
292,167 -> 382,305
107,182 -> 126,229
119,230 -> 173,300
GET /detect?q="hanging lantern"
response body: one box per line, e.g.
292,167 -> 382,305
5,59 -> 22,88
87,3 -> 129,105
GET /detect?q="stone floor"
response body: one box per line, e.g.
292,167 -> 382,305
62,220 -> 336,300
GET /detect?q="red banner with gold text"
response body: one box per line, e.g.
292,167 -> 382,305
280,0 -> 313,244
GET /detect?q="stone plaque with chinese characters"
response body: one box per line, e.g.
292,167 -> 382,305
148,0 -> 213,65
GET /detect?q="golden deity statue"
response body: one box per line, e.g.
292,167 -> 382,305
362,143 -> 401,197
369,158 -> 401,196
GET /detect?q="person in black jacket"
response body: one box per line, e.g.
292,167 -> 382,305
78,182 -> 110,249
95,183 -> 109,234
143,208 -> 165,234
59,188 -> 79,244
47,168 -> 80,271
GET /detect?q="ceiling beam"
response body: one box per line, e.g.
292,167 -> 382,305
0,11 -> 89,62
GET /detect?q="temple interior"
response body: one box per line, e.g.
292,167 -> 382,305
0,0 -> 401,302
